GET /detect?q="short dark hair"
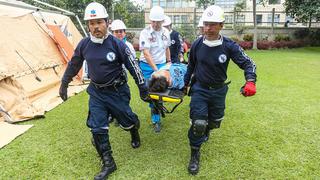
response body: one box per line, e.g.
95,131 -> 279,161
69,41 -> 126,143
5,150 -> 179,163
148,76 -> 169,92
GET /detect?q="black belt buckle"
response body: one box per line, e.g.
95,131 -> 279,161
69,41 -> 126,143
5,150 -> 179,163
204,81 -> 231,90
208,84 -> 224,89
92,82 -> 112,90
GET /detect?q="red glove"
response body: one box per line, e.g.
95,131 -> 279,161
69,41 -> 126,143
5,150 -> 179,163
240,81 -> 256,97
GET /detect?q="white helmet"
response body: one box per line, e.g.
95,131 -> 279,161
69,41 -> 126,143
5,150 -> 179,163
84,2 -> 108,21
201,5 -> 225,23
163,15 -> 171,26
111,19 -> 127,31
149,6 -> 165,21
197,17 -> 203,27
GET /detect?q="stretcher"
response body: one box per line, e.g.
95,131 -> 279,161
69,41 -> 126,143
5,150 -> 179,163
149,89 -> 185,117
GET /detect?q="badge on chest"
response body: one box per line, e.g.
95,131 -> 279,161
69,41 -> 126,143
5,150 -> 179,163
218,54 -> 227,63
106,52 -> 116,62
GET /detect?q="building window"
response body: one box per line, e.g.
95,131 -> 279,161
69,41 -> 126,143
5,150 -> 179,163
256,14 -> 262,25
274,14 -> 280,23
159,0 -> 166,7
173,15 -> 180,24
225,15 -> 233,24
152,0 -> 159,6
181,15 -> 188,23
235,15 -> 245,25
269,0 -> 281,4
181,0 -> 188,7
268,14 -> 280,24
216,0 -> 236,9
257,0 -> 264,5
174,0 -> 181,8
167,0 -> 174,8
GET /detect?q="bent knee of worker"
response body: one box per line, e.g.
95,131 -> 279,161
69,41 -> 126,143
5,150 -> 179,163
190,116 -> 208,137
188,128 -> 206,146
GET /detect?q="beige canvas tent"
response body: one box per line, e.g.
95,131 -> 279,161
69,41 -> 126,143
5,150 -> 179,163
0,0 -> 86,148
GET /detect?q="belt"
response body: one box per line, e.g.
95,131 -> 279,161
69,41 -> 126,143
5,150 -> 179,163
91,80 -> 125,90
199,81 -> 231,90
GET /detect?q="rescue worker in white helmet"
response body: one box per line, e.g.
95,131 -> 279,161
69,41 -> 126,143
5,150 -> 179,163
109,19 -> 136,127
139,6 -> 171,133
184,5 -> 257,175
58,2 -> 149,179
111,19 -> 136,59
162,15 -> 184,63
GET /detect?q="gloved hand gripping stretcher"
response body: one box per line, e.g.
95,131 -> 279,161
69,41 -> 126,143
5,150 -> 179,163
148,89 -> 185,117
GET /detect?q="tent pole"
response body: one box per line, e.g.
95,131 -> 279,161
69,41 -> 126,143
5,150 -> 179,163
32,0 -> 88,37
75,15 -> 88,37
32,0 -> 74,16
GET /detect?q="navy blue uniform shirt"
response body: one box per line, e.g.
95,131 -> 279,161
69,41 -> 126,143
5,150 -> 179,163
62,35 -> 145,87
184,36 -> 256,86
169,30 -> 183,63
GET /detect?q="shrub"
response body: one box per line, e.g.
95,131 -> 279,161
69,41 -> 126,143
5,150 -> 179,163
261,34 -> 269,41
293,28 -> 310,39
243,34 -> 253,41
257,41 -> 271,50
271,41 -> 286,49
274,34 -> 290,42
239,41 -> 253,50
230,36 -> 240,42
309,29 -> 320,46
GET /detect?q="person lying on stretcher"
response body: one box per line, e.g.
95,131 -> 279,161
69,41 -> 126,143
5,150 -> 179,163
148,63 -> 187,93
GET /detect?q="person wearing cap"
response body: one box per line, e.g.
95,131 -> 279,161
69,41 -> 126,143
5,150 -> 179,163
184,5 -> 257,175
58,2 -> 149,179
139,6 -> 171,133
111,19 -> 136,59
162,15 -> 184,64
109,19 -> 136,127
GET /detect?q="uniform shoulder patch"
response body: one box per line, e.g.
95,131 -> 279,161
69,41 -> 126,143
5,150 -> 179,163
125,47 -> 132,56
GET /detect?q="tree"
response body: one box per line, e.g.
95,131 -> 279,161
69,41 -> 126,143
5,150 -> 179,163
252,0 -> 257,49
196,0 -> 215,9
284,0 -> 320,28
233,0 -> 246,34
175,23 -> 197,43
24,0 -> 113,20
113,0 -> 145,28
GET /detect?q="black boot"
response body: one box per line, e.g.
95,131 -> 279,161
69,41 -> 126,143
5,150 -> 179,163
130,128 -> 140,148
188,146 -> 200,175
94,151 -> 117,180
92,133 -> 117,180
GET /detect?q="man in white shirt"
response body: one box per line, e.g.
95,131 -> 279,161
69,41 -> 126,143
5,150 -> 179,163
139,6 -> 171,132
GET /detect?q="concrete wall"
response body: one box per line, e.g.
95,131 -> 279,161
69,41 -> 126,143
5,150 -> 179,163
127,27 -> 316,45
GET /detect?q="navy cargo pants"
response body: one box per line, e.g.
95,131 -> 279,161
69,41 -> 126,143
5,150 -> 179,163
86,83 -> 139,134
188,82 -> 228,147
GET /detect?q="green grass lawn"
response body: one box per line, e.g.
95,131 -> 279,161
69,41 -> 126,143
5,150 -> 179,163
1,47 -> 320,179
